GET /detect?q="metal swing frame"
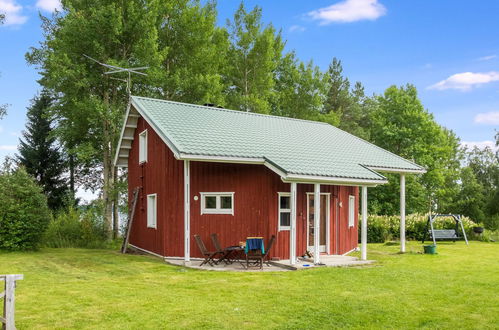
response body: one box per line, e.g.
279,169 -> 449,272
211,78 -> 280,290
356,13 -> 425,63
422,214 -> 469,246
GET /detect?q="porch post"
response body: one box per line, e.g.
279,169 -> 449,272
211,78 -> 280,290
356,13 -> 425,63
314,183 -> 321,264
361,185 -> 368,261
290,182 -> 297,265
184,160 -> 190,263
400,174 -> 406,253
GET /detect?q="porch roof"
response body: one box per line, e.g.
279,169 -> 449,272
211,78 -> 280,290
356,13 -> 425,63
115,96 -> 425,185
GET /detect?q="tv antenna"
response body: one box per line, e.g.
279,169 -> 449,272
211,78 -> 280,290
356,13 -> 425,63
83,54 -> 148,95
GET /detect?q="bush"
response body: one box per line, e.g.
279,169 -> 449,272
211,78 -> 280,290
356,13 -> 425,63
43,202 -> 108,248
360,213 -> 478,243
0,166 -> 51,250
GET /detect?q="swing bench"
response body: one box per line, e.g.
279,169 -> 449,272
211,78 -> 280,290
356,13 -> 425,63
422,214 -> 469,246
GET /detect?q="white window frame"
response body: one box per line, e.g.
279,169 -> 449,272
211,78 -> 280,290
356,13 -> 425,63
200,192 -> 234,215
147,193 -> 157,229
278,192 -> 291,231
139,129 -> 148,163
348,195 -> 355,228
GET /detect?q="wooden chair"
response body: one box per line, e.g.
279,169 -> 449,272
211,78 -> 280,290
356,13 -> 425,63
194,235 -> 221,266
210,233 -> 230,265
246,235 -> 276,269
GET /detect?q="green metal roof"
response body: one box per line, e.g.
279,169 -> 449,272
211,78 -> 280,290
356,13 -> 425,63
124,95 -> 425,183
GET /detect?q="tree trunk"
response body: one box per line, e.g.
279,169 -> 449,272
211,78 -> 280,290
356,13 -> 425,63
113,167 -> 119,239
102,91 -> 113,240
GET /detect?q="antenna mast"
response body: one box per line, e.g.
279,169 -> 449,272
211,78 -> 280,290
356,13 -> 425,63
83,54 -> 148,95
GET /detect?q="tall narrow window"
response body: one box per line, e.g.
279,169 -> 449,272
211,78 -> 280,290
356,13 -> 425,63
348,195 -> 355,228
147,194 -> 157,228
278,193 -> 291,231
139,130 -> 148,163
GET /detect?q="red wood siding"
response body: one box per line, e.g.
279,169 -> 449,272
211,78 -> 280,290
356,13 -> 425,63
128,117 -> 184,257
127,113 -> 359,259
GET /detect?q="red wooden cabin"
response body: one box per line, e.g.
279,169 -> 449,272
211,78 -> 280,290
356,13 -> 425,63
115,96 -> 425,265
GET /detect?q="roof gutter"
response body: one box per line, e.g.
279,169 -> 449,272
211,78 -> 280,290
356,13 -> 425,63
366,165 -> 427,174
178,153 -> 388,187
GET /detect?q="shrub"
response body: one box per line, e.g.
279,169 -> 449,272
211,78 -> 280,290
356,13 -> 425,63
43,202 -> 108,248
0,166 -> 51,250
360,213 -> 478,243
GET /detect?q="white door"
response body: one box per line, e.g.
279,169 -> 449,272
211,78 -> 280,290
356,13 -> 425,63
307,193 -> 330,253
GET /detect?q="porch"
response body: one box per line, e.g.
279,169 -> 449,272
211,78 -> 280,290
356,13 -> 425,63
183,159 -> 419,265
165,254 -> 374,272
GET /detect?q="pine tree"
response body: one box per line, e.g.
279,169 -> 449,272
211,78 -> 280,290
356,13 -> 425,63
17,92 -> 68,210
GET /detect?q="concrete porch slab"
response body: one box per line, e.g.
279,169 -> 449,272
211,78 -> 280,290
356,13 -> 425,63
164,254 -> 375,272
272,255 -> 375,270
165,258 -> 288,272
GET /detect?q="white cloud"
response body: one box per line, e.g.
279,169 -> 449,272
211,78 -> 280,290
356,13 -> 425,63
289,25 -> 306,33
0,145 -> 17,151
0,0 -> 27,26
461,140 -> 497,151
428,71 -> 499,91
307,0 -> 386,25
35,0 -> 61,12
477,55 -> 496,61
474,111 -> 499,125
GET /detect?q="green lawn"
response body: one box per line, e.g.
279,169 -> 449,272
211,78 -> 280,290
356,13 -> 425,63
1,242 -> 498,329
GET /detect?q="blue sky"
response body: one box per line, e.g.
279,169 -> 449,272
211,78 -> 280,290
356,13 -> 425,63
1,0 -> 499,165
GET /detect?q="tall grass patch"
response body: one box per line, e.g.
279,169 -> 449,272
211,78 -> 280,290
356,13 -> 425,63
43,202 -> 108,248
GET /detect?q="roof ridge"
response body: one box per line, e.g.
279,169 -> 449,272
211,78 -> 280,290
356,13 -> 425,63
131,95 -> 330,126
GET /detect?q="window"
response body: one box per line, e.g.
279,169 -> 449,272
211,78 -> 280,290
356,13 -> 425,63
278,192 -> 291,231
348,195 -> 355,228
139,130 -> 148,163
200,192 -> 234,215
147,194 -> 157,228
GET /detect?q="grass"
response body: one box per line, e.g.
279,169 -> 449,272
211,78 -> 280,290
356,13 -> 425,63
1,242 -> 498,329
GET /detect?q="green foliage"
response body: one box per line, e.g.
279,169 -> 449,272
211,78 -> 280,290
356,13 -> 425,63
43,204 -> 108,248
155,0 -> 227,105
323,58 -> 373,138
458,144 -> 499,230
225,3 -> 285,113
369,84 -> 461,214
0,164 -> 51,250
362,213 -> 477,243
273,53 -> 327,120
17,92 -> 69,210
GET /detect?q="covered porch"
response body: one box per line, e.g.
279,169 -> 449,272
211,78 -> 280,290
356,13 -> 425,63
183,159 -> 422,266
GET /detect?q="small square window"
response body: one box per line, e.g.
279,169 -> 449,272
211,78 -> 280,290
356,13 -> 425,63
220,196 -> 232,209
205,196 -> 217,209
280,212 -> 290,227
280,196 -> 290,209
